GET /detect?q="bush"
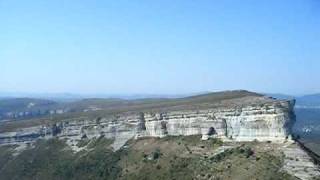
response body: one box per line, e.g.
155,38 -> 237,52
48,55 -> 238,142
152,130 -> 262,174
152,148 -> 161,160
210,146 -> 254,162
243,147 -> 254,158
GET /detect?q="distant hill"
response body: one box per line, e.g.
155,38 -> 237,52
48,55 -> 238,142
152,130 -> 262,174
0,98 -> 59,120
2,90 -> 320,123
0,90 -> 263,121
0,92 -> 82,102
0,92 -> 196,101
0,98 -> 57,112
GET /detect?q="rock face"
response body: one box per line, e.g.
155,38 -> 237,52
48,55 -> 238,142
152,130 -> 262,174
0,91 -> 296,150
140,101 -> 295,142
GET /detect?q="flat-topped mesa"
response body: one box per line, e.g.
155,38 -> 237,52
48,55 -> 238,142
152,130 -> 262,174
0,90 -> 296,150
137,98 -> 296,142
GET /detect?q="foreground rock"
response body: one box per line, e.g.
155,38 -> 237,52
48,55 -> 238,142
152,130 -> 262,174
282,143 -> 320,179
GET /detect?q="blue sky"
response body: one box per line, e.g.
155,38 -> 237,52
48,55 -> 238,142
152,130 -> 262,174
0,0 -> 319,95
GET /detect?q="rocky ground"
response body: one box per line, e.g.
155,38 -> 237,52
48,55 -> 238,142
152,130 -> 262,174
282,143 -> 320,179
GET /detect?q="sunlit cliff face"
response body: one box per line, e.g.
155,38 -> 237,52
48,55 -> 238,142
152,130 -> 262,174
0,96 -> 295,151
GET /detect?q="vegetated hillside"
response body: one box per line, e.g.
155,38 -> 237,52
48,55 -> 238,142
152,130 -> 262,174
64,90 -> 263,113
0,97 -> 130,121
0,98 -> 57,112
0,136 -> 297,180
0,98 -> 59,120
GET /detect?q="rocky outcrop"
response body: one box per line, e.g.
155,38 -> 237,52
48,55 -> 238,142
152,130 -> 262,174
282,143 -> 320,179
0,94 -> 296,151
141,99 -> 295,142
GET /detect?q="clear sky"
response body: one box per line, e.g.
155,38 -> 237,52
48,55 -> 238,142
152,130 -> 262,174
0,0 -> 319,95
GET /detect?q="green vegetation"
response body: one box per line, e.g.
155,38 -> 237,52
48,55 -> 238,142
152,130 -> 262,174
0,145 -> 16,170
0,136 -> 298,180
208,146 -> 296,180
210,145 -> 254,162
0,98 -> 57,113
118,136 -> 296,180
0,138 -> 122,180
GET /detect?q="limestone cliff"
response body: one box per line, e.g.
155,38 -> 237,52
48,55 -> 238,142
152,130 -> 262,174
0,91 -> 296,150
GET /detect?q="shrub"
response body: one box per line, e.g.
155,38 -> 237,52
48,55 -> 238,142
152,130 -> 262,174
152,148 -> 161,160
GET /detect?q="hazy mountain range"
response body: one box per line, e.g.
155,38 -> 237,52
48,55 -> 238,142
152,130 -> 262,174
0,92 -> 200,102
1,91 -> 320,107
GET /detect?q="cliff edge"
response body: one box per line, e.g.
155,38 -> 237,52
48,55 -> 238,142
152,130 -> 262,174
0,90 -> 296,150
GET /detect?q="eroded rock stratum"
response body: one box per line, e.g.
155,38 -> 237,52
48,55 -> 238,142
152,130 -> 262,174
0,91 -> 296,150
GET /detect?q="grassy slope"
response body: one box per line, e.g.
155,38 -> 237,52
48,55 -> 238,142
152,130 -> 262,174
0,136 -> 297,180
0,137 -> 120,180
119,136 -> 296,180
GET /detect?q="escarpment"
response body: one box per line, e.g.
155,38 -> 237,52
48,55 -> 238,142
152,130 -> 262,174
0,91 -> 296,150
